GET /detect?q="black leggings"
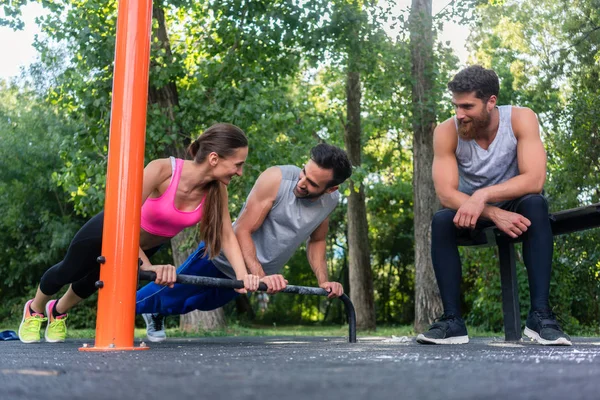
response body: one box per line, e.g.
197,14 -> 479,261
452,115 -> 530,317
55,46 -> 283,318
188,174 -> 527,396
431,194 -> 553,317
39,211 -> 160,299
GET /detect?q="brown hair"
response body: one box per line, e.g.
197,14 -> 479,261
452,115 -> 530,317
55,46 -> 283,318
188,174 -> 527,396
447,65 -> 499,101
187,123 -> 248,258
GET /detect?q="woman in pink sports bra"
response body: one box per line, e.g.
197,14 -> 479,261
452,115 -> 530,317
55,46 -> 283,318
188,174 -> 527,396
19,123 -> 260,344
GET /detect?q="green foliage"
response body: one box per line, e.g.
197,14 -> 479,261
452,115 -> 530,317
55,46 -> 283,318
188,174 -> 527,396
0,0 -> 30,29
0,80 -> 86,322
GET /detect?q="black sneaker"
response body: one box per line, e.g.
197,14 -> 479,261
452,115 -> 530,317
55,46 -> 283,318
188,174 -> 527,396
524,310 -> 572,346
416,313 -> 469,344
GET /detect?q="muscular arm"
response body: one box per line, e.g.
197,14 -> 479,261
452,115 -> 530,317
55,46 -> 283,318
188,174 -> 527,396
218,185 -> 260,293
432,119 -> 500,219
233,167 -> 282,277
306,219 -> 330,286
475,107 -> 546,203
232,167 -> 288,294
306,218 -> 343,298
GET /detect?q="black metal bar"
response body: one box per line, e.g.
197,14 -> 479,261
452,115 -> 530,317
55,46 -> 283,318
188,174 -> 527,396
139,271 -> 357,343
497,240 -> 521,341
550,203 -> 600,237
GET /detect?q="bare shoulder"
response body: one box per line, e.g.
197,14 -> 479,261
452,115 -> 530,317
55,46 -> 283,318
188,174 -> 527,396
436,116 -> 456,131
511,106 -> 537,118
259,166 -> 283,180
254,167 -> 283,193
144,158 -> 172,179
510,106 -> 540,139
433,117 -> 458,153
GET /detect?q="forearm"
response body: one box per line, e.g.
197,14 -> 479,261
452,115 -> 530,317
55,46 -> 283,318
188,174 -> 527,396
235,228 -> 265,278
139,248 -> 151,269
437,188 -> 501,221
437,188 -> 471,211
476,174 -> 544,204
307,239 -> 329,285
221,232 -> 250,280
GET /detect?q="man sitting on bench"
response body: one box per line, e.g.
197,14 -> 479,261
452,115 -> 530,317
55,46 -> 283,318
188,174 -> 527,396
416,65 -> 571,346
135,143 -> 352,342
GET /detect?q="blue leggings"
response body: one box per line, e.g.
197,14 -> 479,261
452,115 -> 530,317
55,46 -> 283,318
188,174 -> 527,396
431,194 -> 553,317
136,242 -> 238,315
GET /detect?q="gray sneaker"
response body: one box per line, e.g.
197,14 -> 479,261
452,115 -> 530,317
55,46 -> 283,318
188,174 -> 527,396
142,313 -> 166,342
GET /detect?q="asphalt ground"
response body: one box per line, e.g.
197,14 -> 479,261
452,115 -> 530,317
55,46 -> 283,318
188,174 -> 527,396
1,336 -> 600,400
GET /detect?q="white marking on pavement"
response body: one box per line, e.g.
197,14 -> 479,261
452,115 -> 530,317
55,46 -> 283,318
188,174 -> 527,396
1,369 -> 60,376
488,342 -> 524,348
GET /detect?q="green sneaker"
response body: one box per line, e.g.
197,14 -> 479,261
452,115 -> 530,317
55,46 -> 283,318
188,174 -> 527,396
44,300 -> 67,343
18,300 -> 47,343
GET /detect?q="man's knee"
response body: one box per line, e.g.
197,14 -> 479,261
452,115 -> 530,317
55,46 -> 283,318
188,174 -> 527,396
432,209 -> 457,232
514,194 -> 549,218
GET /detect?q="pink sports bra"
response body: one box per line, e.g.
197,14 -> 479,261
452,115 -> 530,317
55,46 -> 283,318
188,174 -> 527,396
141,157 -> 206,237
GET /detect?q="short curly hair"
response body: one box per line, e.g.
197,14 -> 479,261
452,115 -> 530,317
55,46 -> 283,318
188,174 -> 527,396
310,143 -> 352,188
447,65 -> 499,101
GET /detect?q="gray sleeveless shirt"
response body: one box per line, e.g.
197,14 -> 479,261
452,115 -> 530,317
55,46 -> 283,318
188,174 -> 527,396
455,105 -> 519,201
212,165 -> 339,279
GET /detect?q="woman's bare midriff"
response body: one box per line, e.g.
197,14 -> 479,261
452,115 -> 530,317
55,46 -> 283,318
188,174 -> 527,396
139,228 -> 172,250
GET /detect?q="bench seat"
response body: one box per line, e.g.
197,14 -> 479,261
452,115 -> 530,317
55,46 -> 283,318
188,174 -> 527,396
457,203 -> 600,341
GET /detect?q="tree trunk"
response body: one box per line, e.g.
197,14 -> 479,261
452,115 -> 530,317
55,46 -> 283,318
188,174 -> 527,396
344,30 -> 376,330
179,307 -> 227,332
150,5 -> 226,330
410,0 -> 442,332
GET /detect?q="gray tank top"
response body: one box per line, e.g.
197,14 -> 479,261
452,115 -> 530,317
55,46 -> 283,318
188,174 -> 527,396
455,105 -> 519,202
212,165 -> 339,278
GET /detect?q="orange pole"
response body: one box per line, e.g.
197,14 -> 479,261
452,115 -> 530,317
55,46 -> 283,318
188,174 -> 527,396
80,0 -> 153,352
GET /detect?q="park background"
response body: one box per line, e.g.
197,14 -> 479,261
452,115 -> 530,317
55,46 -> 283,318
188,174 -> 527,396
0,0 -> 598,336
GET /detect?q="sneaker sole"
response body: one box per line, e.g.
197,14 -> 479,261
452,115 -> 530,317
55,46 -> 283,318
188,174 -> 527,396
18,301 -> 40,344
524,327 -> 572,346
146,335 -> 167,343
416,334 -> 469,345
44,301 -> 65,343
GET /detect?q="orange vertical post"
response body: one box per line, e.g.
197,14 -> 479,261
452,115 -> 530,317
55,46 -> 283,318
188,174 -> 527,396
80,0 -> 153,352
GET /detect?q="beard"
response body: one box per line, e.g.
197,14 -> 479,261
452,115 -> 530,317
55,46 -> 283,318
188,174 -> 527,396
293,184 -> 327,199
458,108 -> 491,140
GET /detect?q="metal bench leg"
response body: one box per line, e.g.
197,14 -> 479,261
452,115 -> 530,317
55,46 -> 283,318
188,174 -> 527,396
497,240 -> 521,341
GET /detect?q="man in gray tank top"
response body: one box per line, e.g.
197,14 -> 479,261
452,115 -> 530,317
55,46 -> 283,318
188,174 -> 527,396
136,143 -> 352,342
416,65 -> 571,346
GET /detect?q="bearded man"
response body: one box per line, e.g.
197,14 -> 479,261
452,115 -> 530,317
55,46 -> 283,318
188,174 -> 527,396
416,65 -> 571,346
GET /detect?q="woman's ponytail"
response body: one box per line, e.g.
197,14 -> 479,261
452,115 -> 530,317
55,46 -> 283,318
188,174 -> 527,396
191,123 -> 247,258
